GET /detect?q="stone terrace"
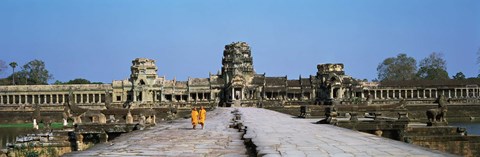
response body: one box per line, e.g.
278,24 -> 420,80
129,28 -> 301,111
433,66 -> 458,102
239,108 -> 452,157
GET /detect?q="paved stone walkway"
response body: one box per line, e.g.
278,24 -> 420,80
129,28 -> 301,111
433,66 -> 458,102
239,108 -> 452,157
65,108 -> 247,157
65,107 -> 454,157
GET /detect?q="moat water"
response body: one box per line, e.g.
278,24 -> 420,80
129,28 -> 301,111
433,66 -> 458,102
450,122 -> 480,135
0,127 -> 35,149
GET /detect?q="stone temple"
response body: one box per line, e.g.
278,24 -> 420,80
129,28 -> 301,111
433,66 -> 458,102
1,42 -> 480,109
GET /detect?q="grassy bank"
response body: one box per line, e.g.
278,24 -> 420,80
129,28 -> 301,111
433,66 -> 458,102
0,122 -> 73,129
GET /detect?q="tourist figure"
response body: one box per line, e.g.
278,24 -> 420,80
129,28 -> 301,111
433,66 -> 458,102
199,106 -> 207,129
191,107 -> 199,130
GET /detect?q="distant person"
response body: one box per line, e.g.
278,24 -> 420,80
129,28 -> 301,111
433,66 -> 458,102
199,106 -> 207,129
191,107 -> 199,130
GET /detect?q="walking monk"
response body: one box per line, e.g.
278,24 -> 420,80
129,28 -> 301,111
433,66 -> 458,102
191,107 -> 199,130
199,106 -> 207,129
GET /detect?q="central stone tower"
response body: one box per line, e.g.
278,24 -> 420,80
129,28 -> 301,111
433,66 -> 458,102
130,58 -> 158,102
221,42 -> 255,103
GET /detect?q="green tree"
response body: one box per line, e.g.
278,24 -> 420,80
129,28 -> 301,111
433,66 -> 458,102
9,62 -> 17,85
377,53 -> 418,81
20,59 -> 53,85
417,52 -> 449,80
452,72 -> 466,80
65,78 -> 91,84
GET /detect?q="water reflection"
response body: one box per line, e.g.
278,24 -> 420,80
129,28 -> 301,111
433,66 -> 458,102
0,127 -> 36,149
450,122 -> 480,135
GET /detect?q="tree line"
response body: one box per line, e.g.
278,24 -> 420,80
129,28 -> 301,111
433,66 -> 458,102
376,52 -> 476,82
0,59 -> 101,85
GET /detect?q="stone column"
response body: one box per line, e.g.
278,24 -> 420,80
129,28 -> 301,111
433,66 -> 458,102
373,90 -> 377,99
380,90 -> 383,99
411,90 -> 414,98
330,88 -> 334,99
133,91 -> 137,102
12,95 -> 16,104
81,94 -> 84,103
86,94 -> 90,103
0,95 -> 3,104
49,94 -> 53,104
429,89 -> 432,98
448,90 -> 451,98
434,89 -> 438,98
62,94 -> 65,104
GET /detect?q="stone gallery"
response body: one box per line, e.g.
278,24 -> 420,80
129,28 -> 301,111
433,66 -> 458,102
1,42 -> 480,109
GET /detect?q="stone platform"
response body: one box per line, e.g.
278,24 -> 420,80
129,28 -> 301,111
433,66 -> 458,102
239,108 -> 453,157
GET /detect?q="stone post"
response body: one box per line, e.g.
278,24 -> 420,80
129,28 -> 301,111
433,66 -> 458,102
33,119 -> 39,130
126,111 -> 133,124
153,115 -> 156,125
63,118 -> 68,126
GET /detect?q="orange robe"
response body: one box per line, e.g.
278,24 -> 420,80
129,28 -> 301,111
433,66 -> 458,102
199,109 -> 206,124
191,110 -> 199,125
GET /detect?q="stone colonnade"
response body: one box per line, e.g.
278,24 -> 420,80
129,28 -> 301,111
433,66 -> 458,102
0,92 -> 106,105
364,87 -> 480,100
161,92 -> 213,102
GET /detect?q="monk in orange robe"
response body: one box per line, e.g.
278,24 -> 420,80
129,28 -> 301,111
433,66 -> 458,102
199,106 -> 206,129
191,107 -> 199,129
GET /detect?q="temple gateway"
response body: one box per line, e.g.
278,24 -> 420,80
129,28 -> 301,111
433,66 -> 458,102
1,42 -> 480,109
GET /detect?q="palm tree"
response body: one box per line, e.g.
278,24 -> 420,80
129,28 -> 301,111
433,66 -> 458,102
9,62 -> 17,85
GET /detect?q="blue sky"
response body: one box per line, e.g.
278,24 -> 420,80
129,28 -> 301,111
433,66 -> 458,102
0,0 -> 479,83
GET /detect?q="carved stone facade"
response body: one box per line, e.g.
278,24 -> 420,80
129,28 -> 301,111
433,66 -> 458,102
1,41 -> 480,108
